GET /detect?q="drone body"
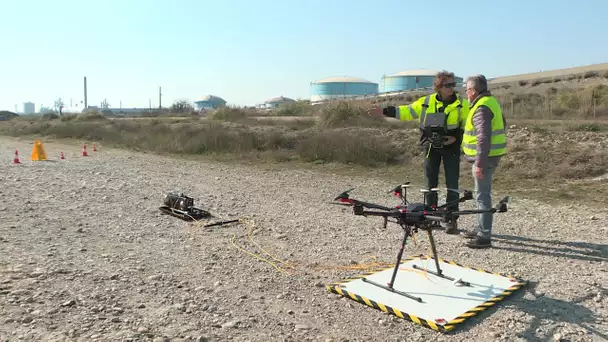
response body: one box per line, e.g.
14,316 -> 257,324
332,183 -> 510,299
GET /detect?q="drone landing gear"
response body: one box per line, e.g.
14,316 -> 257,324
363,226 -> 470,303
362,228 -> 423,302
411,230 -> 471,287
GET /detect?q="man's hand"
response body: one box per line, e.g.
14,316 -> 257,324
474,165 -> 484,179
366,106 -> 383,117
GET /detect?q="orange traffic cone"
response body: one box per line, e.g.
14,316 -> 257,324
13,149 -> 21,164
60,151 -> 65,160
93,144 -> 97,152
81,144 -> 88,157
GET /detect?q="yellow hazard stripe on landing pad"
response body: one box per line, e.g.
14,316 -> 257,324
325,255 -> 529,333
446,280 -> 528,328
325,284 -> 454,333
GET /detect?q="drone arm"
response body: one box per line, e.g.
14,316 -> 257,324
338,198 -> 393,211
435,190 -> 473,210
450,197 -> 509,216
362,201 -> 394,211
353,208 -> 403,217
450,209 -> 497,216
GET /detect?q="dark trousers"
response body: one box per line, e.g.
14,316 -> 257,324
423,146 -> 461,215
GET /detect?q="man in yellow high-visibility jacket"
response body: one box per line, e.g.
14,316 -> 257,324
460,74 -> 507,249
368,71 -> 469,234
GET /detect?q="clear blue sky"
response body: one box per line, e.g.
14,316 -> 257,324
1,0 -> 606,112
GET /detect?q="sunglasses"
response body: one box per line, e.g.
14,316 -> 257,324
443,82 -> 456,88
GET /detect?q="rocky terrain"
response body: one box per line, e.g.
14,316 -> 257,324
0,136 -> 607,342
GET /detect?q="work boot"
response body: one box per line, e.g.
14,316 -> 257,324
466,236 -> 492,249
443,220 -> 459,234
461,229 -> 480,239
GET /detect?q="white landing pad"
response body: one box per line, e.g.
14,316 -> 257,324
325,255 -> 528,333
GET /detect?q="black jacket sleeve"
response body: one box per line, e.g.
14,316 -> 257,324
382,106 -> 397,118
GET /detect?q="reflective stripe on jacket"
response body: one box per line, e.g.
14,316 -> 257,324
396,93 -> 469,132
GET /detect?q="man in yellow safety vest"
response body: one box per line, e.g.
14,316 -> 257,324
367,71 -> 469,234
460,74 -> 507,249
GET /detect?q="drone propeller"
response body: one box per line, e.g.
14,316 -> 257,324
443,187 -> 467,193
334,187 -> 355,201
388,182 -> 411,194
419,187 -> 472,194
328,201 -> 352,206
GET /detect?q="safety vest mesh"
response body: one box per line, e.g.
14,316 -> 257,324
462,95 -> 506,157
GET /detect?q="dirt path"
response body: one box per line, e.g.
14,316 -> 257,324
0,136 -> 606,342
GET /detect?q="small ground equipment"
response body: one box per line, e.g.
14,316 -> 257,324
159,192 -> 211,221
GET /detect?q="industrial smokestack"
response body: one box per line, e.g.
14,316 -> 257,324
84,76 -> 88,109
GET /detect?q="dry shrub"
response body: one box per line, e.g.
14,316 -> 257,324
74,111 -> 107,121
273,101 -> 315,116
296,128 -> 404,166
316,101 -> 384,128
2,106 -> 608,181
209,107 -> 248,121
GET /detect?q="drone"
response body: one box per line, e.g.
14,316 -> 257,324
333,183 -> 510,303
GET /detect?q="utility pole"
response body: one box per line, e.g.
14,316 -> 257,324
83,76 -> 88,109
159,86 -> 162,110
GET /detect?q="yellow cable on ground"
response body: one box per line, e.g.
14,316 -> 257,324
229,232 -> 293,276
182,210 -> 297,276
176,207 -> 431,279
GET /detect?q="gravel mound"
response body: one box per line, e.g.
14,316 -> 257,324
0,137 -> 607,342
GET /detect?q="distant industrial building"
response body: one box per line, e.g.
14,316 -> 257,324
310,76 -> 378,102
193,95 -> 227,111
381,69 -> 464,93
260,96 -> 296,109
23,102 -> 35,114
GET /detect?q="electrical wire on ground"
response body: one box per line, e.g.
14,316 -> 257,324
178,209 -> 432,280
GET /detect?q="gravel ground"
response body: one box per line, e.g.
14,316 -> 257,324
0,137 -> 607,342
